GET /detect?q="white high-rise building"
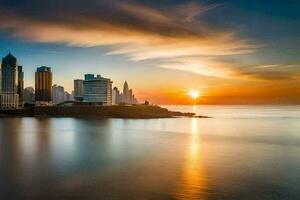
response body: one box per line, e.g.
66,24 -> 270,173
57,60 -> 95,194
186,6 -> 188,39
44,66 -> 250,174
83,74 -> 112,105
112,87 -> 121,105
52,84 -> 65,104
64,91 -> 72,101
122,81 -> 129,103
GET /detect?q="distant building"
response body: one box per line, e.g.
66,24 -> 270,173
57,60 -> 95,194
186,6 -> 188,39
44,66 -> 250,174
122,81 -> 129,103
112,87 -> 121,105
74,79 -> 84,101
113,81 -> 138,105
64,91 -> 72,102
23,87 -> 35,103
0,53 -> 19,109
35,66 -> 52,104
52,84 -> 65,104
83,74 -> 112,105
18,65 -> 24,105
71,91 -> 74,100
129,89 -> 133,104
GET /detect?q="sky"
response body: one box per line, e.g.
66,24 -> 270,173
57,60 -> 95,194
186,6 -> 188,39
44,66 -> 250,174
0,0 -> 299,104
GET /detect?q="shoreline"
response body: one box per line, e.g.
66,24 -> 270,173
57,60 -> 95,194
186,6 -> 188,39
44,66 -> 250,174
0,105 -> 210,119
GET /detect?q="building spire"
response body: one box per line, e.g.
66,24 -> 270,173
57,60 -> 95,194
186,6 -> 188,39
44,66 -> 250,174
4,52 -> 16,60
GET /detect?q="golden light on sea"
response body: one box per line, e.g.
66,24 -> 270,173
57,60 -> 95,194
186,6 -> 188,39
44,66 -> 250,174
174,118 -> 208,200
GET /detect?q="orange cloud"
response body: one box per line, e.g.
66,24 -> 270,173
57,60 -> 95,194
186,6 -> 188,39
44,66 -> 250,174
0,1 -> 258,79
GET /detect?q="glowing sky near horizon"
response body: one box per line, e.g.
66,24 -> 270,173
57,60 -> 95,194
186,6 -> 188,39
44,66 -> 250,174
0,0 -> 299,104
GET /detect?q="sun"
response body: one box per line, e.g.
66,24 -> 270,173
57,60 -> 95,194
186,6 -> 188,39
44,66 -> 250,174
189,90 -> 200,99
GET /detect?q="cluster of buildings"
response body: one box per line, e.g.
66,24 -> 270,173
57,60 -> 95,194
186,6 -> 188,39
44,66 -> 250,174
34,66 -> 73,105
112,82 -> 138,105
74,74 -> 113,105
0,53 -> 139,109
52,84 -> 73,104
73,74 -> 138,105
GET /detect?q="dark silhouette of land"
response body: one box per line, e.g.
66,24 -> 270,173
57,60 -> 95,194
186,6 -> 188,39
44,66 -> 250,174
0,105 -> 209,119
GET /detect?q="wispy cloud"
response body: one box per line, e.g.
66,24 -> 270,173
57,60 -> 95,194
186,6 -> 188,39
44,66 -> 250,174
233,64 -> 300,80
0,0 -> 261,78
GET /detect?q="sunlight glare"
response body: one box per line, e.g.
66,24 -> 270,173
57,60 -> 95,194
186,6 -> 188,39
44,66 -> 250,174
189,90 -> 200,99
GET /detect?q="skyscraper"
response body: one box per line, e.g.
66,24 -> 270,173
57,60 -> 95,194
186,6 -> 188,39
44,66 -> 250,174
129,89 -> 133,104
0,53 -> 19,109
1,53 -> 18,93
117,81 -> 138,104
112,87 -> 121,105
83,74 -> 112,105
23,87 -> 35,103
35,66 -> 52,104
122,81 -> 129,103
18,65 -> 24,105
74,79 -> 84,101
64,91 -> 72,102
52,84 -> 65,104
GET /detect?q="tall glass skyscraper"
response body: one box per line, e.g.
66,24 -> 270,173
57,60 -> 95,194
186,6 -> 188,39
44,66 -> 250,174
1,53 -> 18,93
0,53 -> 19,109
18,65 -> 24,105
35,66 -> 52,104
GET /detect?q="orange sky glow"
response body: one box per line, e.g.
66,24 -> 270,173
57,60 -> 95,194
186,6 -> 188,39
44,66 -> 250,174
0,0 -> 299,104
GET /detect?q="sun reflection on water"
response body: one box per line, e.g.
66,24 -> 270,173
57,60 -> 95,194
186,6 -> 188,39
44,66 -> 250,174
174,118 -> 208,200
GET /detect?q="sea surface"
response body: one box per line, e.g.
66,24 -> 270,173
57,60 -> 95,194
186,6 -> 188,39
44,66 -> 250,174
1,105 -> 300,200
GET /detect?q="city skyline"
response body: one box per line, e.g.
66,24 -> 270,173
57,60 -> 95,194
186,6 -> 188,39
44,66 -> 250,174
0,52 -> 140,107
0,1 -> 299,104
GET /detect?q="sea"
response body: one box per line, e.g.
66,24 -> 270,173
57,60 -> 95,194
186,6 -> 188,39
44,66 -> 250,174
1,105 -> 300,200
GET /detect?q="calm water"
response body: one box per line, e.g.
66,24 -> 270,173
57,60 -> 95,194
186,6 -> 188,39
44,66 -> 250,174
1,105 -> 300,200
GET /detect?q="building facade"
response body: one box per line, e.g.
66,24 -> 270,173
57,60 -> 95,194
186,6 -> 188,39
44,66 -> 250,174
18,65 -> 24,105
74,79 -> 84,101
35,66 -> 52,104
122,81 -> 129,103
64,91 -> 72,101
52,84 -> 65,104
0,53 -> 19,109
23,87 -> 35,103
83,74 -> 112,105
112,87 -> 121,105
